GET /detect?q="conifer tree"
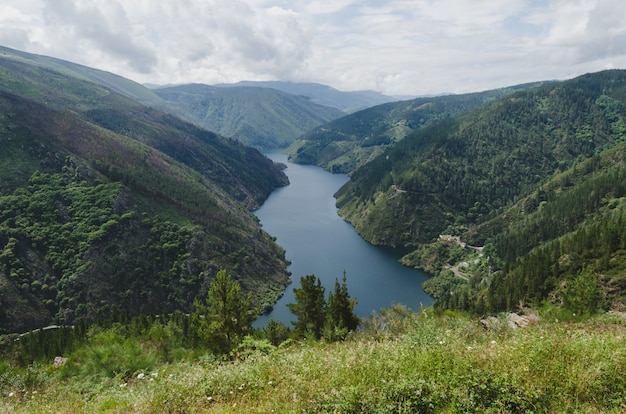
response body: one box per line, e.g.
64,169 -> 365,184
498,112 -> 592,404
193,269 -> 252,354
287,275 -> 326,339
324,273 -> 359,340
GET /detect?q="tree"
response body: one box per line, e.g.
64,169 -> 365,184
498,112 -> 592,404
324,272 -> 359,340
263,318 -> 291,346
193,269 -> 253,354
563,271 -> 602,316
287,275 -> 326,339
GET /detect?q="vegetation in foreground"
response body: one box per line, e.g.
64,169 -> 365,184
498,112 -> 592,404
1,305 -> 626,413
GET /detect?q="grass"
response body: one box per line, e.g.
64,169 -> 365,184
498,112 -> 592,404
2,306 -> 626,413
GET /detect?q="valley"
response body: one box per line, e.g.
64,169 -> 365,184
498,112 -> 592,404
2,44 -> 626,412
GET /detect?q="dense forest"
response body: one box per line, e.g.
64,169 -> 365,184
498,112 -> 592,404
288,81 -> 547,173
0,51 -> 290,334
335,70 -> 626,314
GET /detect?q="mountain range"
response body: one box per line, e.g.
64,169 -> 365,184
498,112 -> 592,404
215,80 -> 398,112
153,83 -> 345,149
2,42 -> 626,332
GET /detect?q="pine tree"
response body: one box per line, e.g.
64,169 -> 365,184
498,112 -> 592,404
287,275 -> 326,339
324,273 -> 359,340
193,269 -> 252,354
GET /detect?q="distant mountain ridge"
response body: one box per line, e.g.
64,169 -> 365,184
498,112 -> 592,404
216,80 -> 399,112
153,83 -> 345,149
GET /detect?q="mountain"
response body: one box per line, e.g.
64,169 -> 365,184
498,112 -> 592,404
333,69 -> 626,312
288,82 -> 547,173
217,80 -> 398,112
153,84 -> 345,149
0,50 -> 290,333
0,45 -> 164,108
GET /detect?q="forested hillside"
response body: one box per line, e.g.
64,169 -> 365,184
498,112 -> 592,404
333,69 -> 626,313
428,141 -> 626,314
288,82 -> 545,173
154,84 -> 345,149
0,54 -> 290,334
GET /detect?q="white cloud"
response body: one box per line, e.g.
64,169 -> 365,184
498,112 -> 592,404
1,0 -> 625,95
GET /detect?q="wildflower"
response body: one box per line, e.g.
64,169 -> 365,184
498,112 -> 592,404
137,373 -> 145,380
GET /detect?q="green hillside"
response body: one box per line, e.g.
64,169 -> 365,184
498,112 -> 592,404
0,53 -> 290,334
2,307 -> 626,413
420,139 -> 626,314
332,69 -> 626,313
288,82 -> 546,173
0,45 -> 164,108
154,84 -> 345,149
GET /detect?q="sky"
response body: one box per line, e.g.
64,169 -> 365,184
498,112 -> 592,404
1,0 -> 625,96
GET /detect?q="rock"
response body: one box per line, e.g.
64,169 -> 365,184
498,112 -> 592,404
481,312 -> 539,331
53,356 -> 67,368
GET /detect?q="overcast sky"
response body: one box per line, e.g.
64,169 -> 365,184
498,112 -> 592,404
1,0 -> 625,96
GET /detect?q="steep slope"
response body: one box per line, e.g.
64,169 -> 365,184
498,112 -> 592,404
0,54 -> 290,334
336,70 -> 626,248
154,84 -> 345,149
288,82 -> 546,173
0,45 -> 164,108
424,140 -> 626,313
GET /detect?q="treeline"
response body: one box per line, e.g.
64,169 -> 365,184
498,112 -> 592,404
1,270 -> 360,372
435,204 -> 626,315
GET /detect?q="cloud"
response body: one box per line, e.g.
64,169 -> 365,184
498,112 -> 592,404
542,0 -> 626,63
0,0 -> 625,95
41,0 -> 157,73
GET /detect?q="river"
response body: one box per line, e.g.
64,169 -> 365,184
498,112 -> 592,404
254,150 -> 433,327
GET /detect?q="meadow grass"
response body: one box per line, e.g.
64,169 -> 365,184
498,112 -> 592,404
2,307 -> 626,413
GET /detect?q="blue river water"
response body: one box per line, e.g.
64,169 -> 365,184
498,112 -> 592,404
254,150 -> 433,327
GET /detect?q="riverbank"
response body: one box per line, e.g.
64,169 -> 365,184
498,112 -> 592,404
255,150 -> 432,326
